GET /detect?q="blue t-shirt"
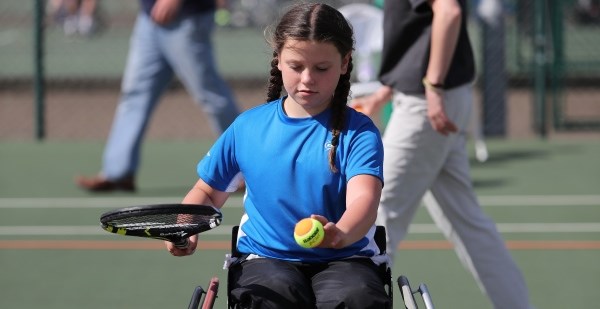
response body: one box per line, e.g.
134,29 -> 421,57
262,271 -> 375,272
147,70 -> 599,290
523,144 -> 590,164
197,97 -> 384,263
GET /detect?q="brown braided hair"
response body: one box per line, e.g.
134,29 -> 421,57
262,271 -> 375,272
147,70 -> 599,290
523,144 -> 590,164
265,3 -> 354,173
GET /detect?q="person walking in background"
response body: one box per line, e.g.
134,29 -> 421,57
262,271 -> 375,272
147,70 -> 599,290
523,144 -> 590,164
351,0 -> 533,308
76,0 -> 240,192
166,3 -> 390,307
50,0 -> 102,37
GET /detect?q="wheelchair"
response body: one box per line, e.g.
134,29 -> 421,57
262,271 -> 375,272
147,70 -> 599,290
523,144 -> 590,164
188,226 -> 434,309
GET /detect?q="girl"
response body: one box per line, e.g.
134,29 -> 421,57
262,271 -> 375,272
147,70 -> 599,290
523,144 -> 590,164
166,3 -> 390,308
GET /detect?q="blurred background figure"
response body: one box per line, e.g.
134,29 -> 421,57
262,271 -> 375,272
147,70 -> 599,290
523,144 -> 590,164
75,0 -> 241,192
350,0 -> 533,308
573,0 -> 600,24
339,2 -> 383,84
49,0 -> 103,37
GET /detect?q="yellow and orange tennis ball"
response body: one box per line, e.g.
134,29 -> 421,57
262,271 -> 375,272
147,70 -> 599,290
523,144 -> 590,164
294,218 -> 325,248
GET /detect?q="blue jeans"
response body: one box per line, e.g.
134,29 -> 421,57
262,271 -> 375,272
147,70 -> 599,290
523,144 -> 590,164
102,11 -> 239,180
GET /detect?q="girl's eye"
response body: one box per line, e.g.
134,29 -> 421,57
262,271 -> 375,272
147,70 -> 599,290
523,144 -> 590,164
316,67 -> 329,72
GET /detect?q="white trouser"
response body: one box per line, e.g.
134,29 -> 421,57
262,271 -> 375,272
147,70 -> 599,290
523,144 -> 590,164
377,84 -> 532,309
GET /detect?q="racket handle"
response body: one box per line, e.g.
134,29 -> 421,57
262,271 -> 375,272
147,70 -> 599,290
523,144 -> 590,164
174,238 -> 190,249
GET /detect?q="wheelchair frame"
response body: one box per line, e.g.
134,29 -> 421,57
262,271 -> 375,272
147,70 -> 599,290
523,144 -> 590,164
188,226 -> 434,309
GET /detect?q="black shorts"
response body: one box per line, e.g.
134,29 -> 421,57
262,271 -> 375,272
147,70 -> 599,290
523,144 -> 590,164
228,257 -> 392,309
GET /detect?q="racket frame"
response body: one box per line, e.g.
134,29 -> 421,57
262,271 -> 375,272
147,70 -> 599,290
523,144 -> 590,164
100,204 -> 222,247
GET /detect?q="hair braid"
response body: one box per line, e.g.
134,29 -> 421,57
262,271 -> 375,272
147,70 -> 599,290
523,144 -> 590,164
266,51 -> 283,102
327,57 -> 353,173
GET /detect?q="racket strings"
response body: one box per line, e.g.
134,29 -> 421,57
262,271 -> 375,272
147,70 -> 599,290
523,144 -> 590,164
100,205 -> 222,241
106,212 -> 220,234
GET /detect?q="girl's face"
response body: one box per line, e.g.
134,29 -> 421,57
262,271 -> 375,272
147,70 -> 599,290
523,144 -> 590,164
278,39 -> 350,117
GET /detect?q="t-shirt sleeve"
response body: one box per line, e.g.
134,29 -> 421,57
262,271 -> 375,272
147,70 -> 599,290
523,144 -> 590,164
345,119 -> 384,185
196,125 -> 241,192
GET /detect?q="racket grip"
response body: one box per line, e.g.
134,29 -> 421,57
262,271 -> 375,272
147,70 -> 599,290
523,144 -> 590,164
174,238 -> 190,249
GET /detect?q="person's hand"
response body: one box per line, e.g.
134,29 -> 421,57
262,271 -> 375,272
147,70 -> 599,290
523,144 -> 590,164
165,234 -> 198,256
348,85 -> 393,119
151,0 -> 183,25
425,88 -> 457,136
349,95 -> 379,118
311,215 -> 345,249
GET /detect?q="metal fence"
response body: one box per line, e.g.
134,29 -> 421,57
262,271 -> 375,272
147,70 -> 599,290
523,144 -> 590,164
508,0 -> 600,133
0,0 -> 599,140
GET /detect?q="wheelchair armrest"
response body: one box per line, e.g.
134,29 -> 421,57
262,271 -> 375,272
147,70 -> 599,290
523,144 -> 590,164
231,225 -> 241,258
375,225 -> 387,254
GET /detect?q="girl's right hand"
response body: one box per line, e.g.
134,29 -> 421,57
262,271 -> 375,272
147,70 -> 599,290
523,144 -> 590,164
165,234 -> 198,257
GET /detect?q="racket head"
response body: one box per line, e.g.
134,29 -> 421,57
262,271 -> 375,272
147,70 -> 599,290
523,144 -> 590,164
100,204 -> 222,246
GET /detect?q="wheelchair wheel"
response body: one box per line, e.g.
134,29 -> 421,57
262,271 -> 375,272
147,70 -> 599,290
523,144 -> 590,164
398,275 -> 435,309
188,276 -> 219,309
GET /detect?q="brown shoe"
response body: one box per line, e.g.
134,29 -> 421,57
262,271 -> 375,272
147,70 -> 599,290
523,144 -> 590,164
75,175 -> 136,192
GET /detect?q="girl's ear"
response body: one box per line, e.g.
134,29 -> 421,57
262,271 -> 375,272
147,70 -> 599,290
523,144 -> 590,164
341,53 -> 351,74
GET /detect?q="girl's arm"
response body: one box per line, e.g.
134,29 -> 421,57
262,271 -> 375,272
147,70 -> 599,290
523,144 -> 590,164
316,174 -> 382,248
181,178 -> 230,208
166,178 -> 230,256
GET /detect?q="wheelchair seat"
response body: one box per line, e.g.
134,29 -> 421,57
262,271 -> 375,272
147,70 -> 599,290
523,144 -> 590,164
226,225 -> 393,308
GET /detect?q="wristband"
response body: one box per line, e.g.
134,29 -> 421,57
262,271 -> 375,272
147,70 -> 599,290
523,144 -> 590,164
422,77 -> 445,93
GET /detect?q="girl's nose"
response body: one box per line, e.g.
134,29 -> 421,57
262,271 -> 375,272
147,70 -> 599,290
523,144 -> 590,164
300,69 -> 315,84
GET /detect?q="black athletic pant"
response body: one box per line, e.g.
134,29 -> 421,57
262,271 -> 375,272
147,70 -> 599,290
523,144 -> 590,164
229,257 -> 391,309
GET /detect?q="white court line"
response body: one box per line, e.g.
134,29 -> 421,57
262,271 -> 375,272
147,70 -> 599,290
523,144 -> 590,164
412,223 -> 600,233
1,223 -> 600,236
1,195 -> 599,208
478,195 -> 600,206
0,225 -> 233,236
0,197 -> 245,208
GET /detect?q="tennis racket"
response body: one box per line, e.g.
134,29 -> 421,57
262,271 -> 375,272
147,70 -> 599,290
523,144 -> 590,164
100,204 -> 222,248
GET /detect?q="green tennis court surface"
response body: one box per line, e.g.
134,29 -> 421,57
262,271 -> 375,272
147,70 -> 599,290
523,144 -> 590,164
1,139 -> 599,308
